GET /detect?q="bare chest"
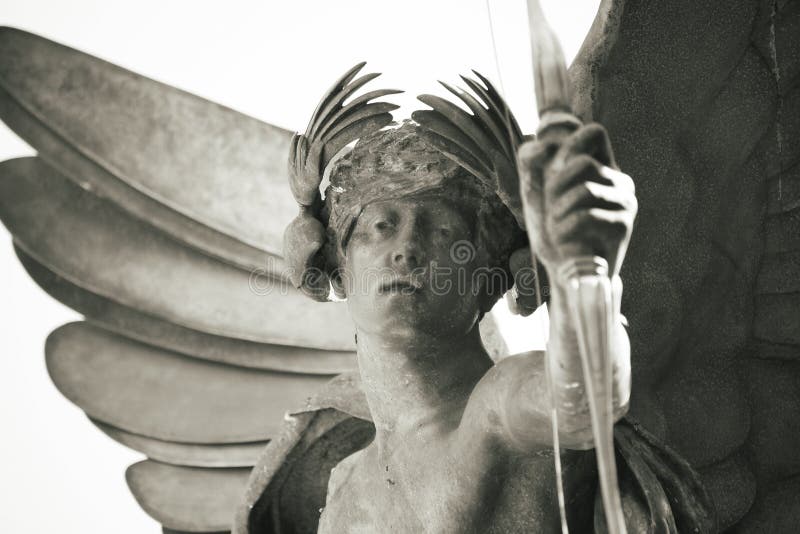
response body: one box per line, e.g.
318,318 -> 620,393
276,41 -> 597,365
318,443 -> 593,534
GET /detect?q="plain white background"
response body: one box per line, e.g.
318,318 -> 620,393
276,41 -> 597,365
0,1 -> 598,531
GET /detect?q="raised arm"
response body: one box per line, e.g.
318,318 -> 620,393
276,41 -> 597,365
462,122 -> 636,453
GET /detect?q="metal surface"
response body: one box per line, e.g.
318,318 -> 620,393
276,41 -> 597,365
127,460 -> 249,532
46,322 -> 329,443
16,247 -> 357,374
525,1 -> 625,531
0,157 -> 356,351
93,419 -> 267,468
0,27 -> 293,269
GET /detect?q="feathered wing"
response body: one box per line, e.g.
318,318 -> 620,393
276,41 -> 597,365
568,0 -> 800,531
3,1 -> 798,530
0,26 -> 364,534
0,27 -> 513,534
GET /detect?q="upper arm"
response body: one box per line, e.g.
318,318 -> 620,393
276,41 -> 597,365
457,351 -> 554,454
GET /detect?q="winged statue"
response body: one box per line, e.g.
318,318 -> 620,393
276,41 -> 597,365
0,0 -> 798,532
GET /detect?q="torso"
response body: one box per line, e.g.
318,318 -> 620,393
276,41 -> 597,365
317,426 -> 596,533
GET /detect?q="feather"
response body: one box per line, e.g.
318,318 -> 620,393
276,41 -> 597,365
459,75 -> 518,160
127,460 -> 249,533
92,419 -> 266,468
411,110 -> 494,181
0,158 -> 356,350
321,113 -> 394,170
611,426 -> 678,533
0,27 -> 296,264
471,70 -> 524,145
318,88 -> 404,139
439,81 -> 510,160
16,249 -> 357,374
46,323 -> 330,443
307,72 -> 381,139
321,102 -> 400,144
413,128 -> 495,188
417,93 -> 495,156
304,62 -> 367,138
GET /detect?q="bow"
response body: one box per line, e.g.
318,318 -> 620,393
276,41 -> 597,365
522,1 -> 627,532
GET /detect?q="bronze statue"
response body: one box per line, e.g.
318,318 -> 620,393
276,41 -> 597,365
242,60 -> 711,533
0,0 -> 798,532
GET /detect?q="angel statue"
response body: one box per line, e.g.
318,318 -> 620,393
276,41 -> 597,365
1,0 -> 798,533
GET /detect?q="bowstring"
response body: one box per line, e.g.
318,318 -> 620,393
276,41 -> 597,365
484,1 -> 569,533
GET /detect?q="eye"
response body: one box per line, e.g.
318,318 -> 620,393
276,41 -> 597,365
374,220 -> 392,231
438,226 -> 452,237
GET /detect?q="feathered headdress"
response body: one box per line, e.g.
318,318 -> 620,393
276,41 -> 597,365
283,63 -> 401,301
283,65 -> 543,312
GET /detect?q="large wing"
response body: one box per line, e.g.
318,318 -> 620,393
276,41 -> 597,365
0,27 -> 291,272
570,0 -> 799,531
0,27 -> 360,534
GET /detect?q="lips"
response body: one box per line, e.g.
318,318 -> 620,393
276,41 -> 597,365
379,277 -> 424,294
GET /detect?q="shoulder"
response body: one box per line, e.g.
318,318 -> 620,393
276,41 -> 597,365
469,350 -> 546,403
457,350 -> 550,454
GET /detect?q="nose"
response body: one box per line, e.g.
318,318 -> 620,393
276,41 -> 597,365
392,246 -> 420,269
391,222 -> 424,270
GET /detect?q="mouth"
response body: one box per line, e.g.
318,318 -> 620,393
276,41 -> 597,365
379,277 -> 424,294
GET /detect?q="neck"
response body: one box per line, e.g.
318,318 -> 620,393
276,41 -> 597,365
355,324 -> 493,446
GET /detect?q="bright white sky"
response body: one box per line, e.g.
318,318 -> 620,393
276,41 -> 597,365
0,1 -> 599,532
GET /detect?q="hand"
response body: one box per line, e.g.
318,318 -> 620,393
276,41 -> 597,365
517,122 -> 637,279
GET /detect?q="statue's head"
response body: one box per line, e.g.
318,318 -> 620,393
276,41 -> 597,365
321,122 -> 525,341
283,65 -> 542,342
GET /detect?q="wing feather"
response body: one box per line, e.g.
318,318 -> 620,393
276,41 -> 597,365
16,247 -> 357,374
0,27 -> 295,267
46,322 -> 329,443
307,72 -> 381,138
320,113 -> 395,170
318,88 -> 403,139
127,460 -> 248,533
0,157 -> 356,350
320,102 -> 400,144
92,419 -> 266,468
303,62 -> 366,138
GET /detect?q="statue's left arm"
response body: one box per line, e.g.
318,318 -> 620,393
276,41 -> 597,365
463,122 -> 635,452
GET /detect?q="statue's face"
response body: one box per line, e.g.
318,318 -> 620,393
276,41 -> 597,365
343,195 -> 488,342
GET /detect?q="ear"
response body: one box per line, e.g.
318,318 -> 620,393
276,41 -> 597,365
506,247 -> 547,316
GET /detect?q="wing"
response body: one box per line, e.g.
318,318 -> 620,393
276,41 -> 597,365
0,27 -> 360,533
570,0 -> 800,530
0,27 -> 291,272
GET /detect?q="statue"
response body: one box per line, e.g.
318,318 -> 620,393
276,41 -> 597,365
0,0 -> 798,532
238,60 -> 713,533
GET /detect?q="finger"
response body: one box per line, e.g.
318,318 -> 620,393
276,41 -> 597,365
550,181 -> 635,223
545,154 -> 612,201
517,139 -> 559,195
551,208 -> 631,259
560,123 -> 616,168
600,165 -> 636,195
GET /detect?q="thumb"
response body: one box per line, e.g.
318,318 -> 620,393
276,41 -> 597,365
517,139 -> 557,213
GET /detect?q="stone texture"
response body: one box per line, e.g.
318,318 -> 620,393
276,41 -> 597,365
744,359 -> 800,486
732,476 -> 800,534
753,293 -> 800,345
766,161 -> 800,214
569,0 -> 799,528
